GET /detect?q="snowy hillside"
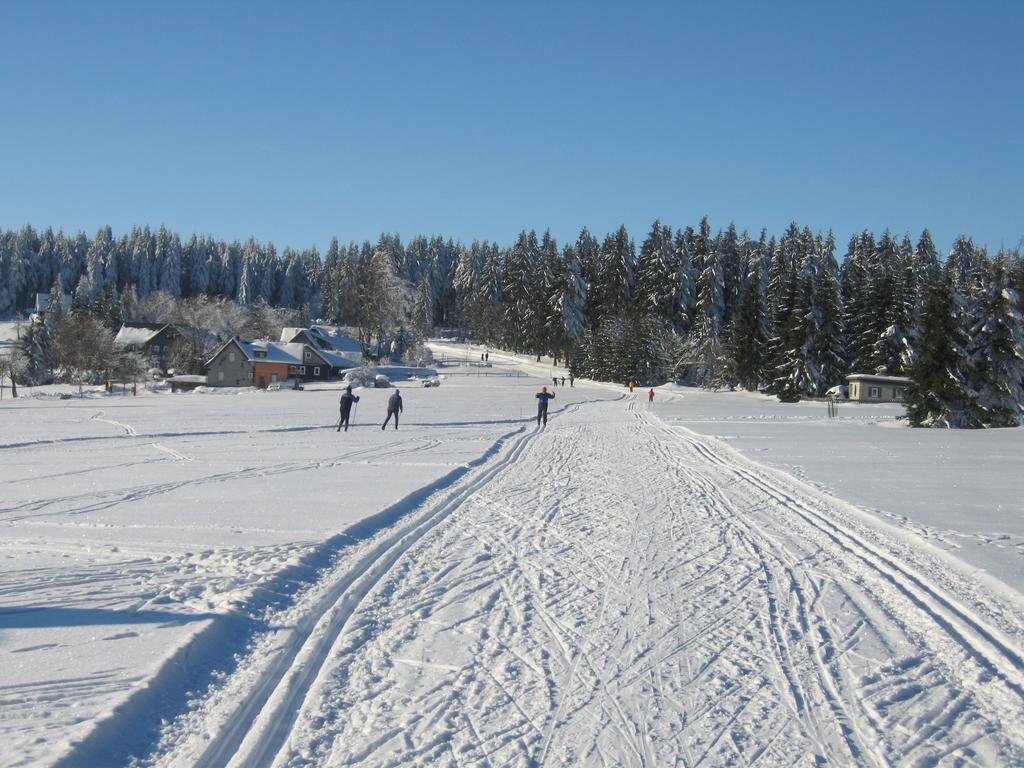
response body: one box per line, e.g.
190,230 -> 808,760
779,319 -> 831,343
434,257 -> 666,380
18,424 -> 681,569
1,348 -> 1023,766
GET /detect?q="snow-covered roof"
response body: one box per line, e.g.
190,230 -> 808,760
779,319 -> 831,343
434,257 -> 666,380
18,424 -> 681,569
114,324 -> 164,347
317,349 -> 361,369
846,373 -> 913,384
236,341 -> 306,365
280,326 -> 362,355
167,374 -> 208,383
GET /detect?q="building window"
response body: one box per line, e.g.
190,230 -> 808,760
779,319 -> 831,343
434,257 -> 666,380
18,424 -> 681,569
218,371 -> 224,382
271,373 -> 278,383
298,365 -> 306,375
893,388 -> 903,401
228,351 -> 236,363
313,367 -> 320,376
869,386 -> 881,399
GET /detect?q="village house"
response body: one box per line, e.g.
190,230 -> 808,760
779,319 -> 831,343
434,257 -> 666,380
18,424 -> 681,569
204,338 -> 359,388
846,372 -> 912,403
113,322 -> 188,373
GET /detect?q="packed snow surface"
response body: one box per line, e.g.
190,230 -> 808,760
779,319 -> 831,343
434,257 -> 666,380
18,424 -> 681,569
1,343 -> 1023,766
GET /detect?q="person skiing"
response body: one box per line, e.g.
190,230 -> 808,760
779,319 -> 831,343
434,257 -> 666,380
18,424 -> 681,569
536,385 -> 555,426
648,388 -> 655,404
337,384 -> 360,432
552,377 -> 558,388
382,388 -> 403,430
569,374 -> 574,387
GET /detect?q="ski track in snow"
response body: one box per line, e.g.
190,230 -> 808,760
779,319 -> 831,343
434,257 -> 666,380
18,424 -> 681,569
109,395 -> 1024,767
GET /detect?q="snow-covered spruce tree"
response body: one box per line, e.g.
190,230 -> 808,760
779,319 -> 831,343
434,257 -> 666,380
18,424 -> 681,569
575,228 -> 602,330
767,258 -> 803,401
856,230 -> 899,374
412,276 -> 432,337
730,270 -> 769,390
534,230 -> 560,361
905,270 -> 978,427
797,239 -> 846,395
502,230 -> 542,354
840,231 -> 872,373
452,243 -> 483,337
635,220 -> 676,325
590,225 -> 635,326
681,230 -> 727,386
913,229 -> 941,293
478,242 -> 506,344
0,231 -> 16,316
154,226 -> 182,299
548,243 -> 587,367
968,264 -> 1024,427
719,222 -> 746,330
181,234 -> 210,298
672,227 -> 697,334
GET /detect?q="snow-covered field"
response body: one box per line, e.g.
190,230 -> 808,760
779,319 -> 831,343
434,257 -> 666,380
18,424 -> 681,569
1,344 -> 1023,766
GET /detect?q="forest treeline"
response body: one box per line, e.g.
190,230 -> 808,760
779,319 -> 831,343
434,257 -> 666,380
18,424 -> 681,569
1,218 -> 1022,427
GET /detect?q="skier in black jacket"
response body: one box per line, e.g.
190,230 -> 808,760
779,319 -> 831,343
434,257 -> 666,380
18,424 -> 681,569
337,385 -> 360,432
535,386 -> 555,426
382,389 -> 403,430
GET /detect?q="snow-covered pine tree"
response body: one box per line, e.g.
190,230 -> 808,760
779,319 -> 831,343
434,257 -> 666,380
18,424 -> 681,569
947,235 -> 978,293
237,251 -> 256,307
684,230 -> 727,386
840,232 -> 870,372
598,225 -> 635,319
905,269 -> 978,427
672,227 -> 696,334
635,220 -> 676,324
731,269 -> 769,390
802,237 -> 847,394
412,276 -> 432,337
968,264 -> 1024,427
502,230 -> 541,354
719,223 -> 745,330
154,226 -> 182,299
913,229 -> 941,293
479,242 -> 505,343
767,257 -> 802,400
275,248 -> 300,309
557,243 -> 588,367
320,238 -> 341,322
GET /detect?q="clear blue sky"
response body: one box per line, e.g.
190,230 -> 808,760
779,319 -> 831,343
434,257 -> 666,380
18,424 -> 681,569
1,1 -> 1021,256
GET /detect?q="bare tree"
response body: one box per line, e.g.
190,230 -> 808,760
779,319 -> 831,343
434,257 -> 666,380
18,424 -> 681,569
132,290 -> 178,324
0,350 -> 17,399
52,315 -> 115,395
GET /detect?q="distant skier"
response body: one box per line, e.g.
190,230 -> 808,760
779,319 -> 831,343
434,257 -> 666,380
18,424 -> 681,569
552,377 -> 558,388
536,385 -> 555,426
569,374 -> 574,387
337,385 -> 360,432
648,388 -> 655,404
560,376 -> 565,386
382,389 -> 403,430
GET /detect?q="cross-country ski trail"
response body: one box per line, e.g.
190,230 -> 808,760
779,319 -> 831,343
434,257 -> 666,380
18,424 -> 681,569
126,396 -> 1024,767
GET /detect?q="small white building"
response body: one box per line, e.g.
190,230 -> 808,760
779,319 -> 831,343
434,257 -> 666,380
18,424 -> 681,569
846,373 -> 912,403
